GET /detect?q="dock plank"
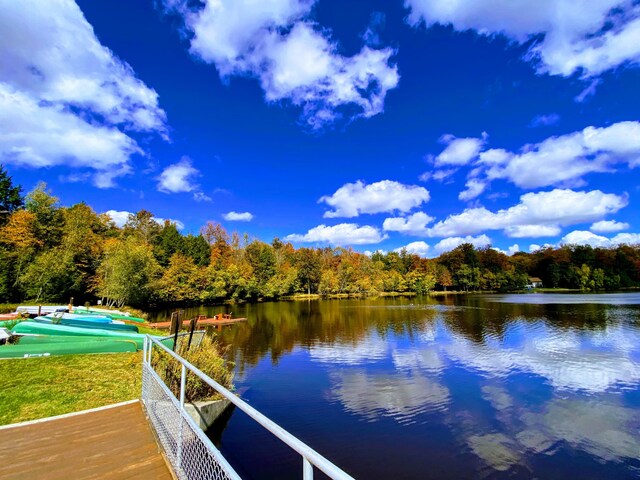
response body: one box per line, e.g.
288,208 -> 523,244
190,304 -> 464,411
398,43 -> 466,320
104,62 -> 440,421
0,402 -> 173,480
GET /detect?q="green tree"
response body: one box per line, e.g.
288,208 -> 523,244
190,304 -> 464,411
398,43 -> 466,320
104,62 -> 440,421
183,234 -> 211,266
25,182 -> 64,249
123,210 -> 162,244
95,237 -> 160,307
295,248 -> 322,294
0,165 -> 23,226
154,221 -> 185,266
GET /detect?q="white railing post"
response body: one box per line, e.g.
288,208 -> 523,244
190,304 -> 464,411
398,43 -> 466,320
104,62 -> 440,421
142,335 -> 148,366
303,457 -> 314,480
180,364 -> 186,407
177,363 -> 186,472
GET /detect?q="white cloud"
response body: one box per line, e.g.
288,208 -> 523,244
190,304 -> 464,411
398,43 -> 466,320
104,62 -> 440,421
529,243 -> 553,252
223,211 -> 254,222
320,180 -> 430,218
434,234 -> 491,253
530,113 -> 560,127
503,224 -> 562,238
590,220 -> 630,233
405,0 -> 640,78
382,212 -> 435,236
384,189 -> 627,239
193,191 -> 212,202
430,121 -> 640,194
480,121 -> 640,189
507,244 -> 520,255
285,223 -> 387,245
458,179 -> 487,201
0,85 -> 139,187
561,230 -> 640,247
157,157 -> 201,194
0,0 -> 167,185
164,0 -> 399,129
434,134 -> 485,167
395,241 -> 430,257
105,210 -> 184,230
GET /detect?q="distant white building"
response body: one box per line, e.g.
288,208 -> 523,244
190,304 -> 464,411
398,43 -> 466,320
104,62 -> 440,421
527,277 -> 543,288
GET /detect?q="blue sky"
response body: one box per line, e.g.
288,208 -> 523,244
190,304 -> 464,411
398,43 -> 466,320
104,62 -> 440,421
1,0 -> 639,257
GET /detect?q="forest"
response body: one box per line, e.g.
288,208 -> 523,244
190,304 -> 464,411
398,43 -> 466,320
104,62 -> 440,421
1,166 -> 639,308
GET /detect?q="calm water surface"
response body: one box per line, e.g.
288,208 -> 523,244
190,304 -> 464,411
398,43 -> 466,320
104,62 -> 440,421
152,294 -> 640,479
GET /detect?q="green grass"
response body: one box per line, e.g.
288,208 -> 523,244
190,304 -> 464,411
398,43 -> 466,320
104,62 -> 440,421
0,352 -> 142,426
0,303 -> 19,314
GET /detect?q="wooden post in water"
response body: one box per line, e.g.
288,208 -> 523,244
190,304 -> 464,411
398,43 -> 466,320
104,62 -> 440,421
169,312 -> 178,335
186,317 -> 197,351
172,310 -> 183,352
37,305 -> 41,316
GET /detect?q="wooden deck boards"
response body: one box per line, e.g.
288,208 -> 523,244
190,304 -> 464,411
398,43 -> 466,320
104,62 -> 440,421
0,401 -> 173,480
152,317 -> 247,329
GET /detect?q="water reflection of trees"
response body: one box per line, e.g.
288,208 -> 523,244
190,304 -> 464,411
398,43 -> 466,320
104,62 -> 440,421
165,296 -> 640,372
217,298 -> 440,372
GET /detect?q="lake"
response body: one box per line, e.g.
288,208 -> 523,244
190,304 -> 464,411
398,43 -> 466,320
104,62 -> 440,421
151,293 -> 640,479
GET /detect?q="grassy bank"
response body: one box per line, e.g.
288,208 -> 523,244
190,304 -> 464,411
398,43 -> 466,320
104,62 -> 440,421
0,352 -> 141,426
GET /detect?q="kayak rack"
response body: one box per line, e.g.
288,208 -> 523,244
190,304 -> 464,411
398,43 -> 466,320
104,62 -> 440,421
142,335 -> 355,480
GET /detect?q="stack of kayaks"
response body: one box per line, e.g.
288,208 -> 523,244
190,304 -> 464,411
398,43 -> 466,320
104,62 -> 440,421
0,307 -> 170,359
34,313 -> 140,333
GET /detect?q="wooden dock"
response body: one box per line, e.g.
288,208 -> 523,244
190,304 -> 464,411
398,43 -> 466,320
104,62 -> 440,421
152,316 -> 247,329
0,401 -> 173,480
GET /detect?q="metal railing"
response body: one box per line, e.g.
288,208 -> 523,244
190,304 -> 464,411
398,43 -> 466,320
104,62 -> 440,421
142,335 -> 355,480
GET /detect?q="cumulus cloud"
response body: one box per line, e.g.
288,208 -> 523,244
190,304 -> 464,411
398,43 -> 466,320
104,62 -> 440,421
223,211 -> 254,222
405,0 -> 640,78
105,210 -> 184,230
451,121 -> 640,191
561,230 -> 640,247
434,134 -> 485,167
0,85 -> 139,188
382,212 -> 435,236
0,0 -> 167,186
384,189 -> 627,238
320,180 -> 430,218
157,157 -> 201,193
434,234 -> 491,253
590,220 -> 630,233
163,0 -> 399,129
395,241 -> 430,257
503,224 -> 562,238
458,179 -> 487,201
285,223 -> 387,245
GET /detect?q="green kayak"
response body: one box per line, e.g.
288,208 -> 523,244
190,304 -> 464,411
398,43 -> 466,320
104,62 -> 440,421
11,321 -> 165,350
0,339 -> 138,359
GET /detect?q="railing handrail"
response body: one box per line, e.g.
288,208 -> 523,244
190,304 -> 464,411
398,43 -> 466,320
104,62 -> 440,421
144,334 -> 355,480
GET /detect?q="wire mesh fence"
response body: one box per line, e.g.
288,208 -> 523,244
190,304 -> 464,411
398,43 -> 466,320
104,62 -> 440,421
142,335 -> 355,480
142,360 -> 240,480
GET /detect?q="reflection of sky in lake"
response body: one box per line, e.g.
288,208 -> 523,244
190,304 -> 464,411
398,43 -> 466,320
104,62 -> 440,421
308,305 -> 640,474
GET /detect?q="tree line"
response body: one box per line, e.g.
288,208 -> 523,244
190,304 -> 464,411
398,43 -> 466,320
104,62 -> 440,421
0,168 -> 638,308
